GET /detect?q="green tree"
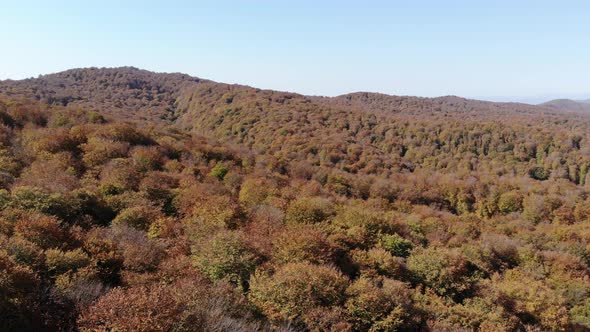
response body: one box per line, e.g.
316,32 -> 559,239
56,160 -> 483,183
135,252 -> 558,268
192,230 -> 259,290
210,163 -> 229,180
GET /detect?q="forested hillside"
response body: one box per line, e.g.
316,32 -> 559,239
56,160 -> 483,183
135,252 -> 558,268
542,99 -> 590,113
1,68 -> 590,331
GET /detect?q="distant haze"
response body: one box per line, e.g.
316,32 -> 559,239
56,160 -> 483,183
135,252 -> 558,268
478,94 -> 590,105
1,1 -> 590,101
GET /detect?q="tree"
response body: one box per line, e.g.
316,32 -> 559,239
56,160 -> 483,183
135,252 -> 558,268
272,224 -> 335,265
192,230 -> 259,290
111,205 -> 161,231
497,191 -> 523,214
494,269 -> 570,331
46,248 -> 91,276
78,284 -> 182,332
13,213 -> 69,249
0,249 -> 41,331
249,262 -> 349,324
407,247 -> 478,301
285,197 -> 334,224
379,233 -> 413,258
345,276 -> 414,331
210,163 -> 229,180
351,248 -> 406,279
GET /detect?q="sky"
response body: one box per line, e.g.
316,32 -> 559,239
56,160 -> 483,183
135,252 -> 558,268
0,0 -> 589,103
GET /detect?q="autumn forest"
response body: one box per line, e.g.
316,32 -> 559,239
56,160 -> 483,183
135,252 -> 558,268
1,67 -> 590,331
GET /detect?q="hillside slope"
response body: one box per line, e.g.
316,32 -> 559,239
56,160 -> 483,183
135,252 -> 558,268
0,67 -> 204,122
541,98 -> 590,112
0,67 -> 576,124
2,67 -> 590,179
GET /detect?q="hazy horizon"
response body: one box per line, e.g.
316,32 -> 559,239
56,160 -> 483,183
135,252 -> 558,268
1,1 -> 589,103
2,66 -> 588,105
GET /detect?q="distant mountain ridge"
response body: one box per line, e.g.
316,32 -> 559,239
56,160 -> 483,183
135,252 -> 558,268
0,67 -> 583,128
541,98 -> 590,112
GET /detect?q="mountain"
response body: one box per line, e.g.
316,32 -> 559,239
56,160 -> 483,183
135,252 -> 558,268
1,67 -> 589,177
0,67 -> 204,122
0,67 -> 576,125
541,98 -> 590,112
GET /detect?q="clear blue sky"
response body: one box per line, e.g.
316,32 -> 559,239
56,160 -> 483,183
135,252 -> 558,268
1,1 -> 589,102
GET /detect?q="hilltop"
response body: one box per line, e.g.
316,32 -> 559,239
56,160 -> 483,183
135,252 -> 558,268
542,98 -> 590,112
0,67 -> 578,124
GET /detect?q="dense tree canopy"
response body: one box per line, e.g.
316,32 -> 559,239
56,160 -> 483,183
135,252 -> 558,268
0,68 -> 590,331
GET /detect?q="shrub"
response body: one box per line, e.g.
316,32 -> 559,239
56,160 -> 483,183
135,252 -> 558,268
0,249 -> 41,331
302,306 -> 352,332
17,158 -> 80,193
139,172 -> 178,211
0,149 -> 20,176
331,206 -> 391,242
78,277 -> 277,332
243,205 -> 285,257
8,186 -> 83,222
571,298 -> 590,328
186,194 -> 241,229
414,291 -> 518,331
523,194 -> 560,224
0,124 -> 13,148
25,127 -> 82,155
93,123 -> 152,145
82,137 -> 130,167
83,228 -> 124,285
99,159 -> 141,192
10,186 -> 60,214
574,200 -> 590,223
0,108 -> 15,127
0,189 -> 10,211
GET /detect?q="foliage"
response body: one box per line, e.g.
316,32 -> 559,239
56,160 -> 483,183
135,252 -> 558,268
345,276 -> 413,331
249,262 -> 349,323
407,247 -> 479,301
378,233 -> 413,258
0,70 -> 589,330
192,230 -> 259,290
210,163 -> 229,180
285,197 -> 334,224
111,205 -> 161,231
